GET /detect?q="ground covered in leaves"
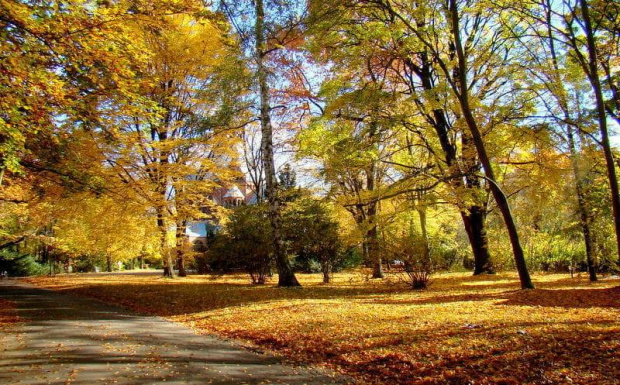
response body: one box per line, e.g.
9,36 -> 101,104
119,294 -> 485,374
0,298 -> 19,331
23,272 -> 620,385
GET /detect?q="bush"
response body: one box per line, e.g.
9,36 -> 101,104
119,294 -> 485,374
283,196 -> 343,283
338,247 -> 364,271
386,232 -> 434,290
0,250 -> 46,277
72,255 -> 105,273
206,204 -> 273,284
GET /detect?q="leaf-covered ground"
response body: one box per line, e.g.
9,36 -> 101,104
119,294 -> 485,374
0,298 -> 19,331
23,272 -> 620,385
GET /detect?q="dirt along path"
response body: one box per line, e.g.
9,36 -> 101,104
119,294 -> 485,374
0,280 -> 346,385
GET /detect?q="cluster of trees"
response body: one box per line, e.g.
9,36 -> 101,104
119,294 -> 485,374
201,167 -> 347,284
1,0 -> 246,275
1,0 -> 618,289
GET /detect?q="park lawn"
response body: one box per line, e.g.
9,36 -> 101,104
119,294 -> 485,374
24,271 -> 620,385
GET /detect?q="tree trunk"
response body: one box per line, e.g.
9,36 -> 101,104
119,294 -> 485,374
177,256 -> 186,277
365,121 -> 383,279
462,134 -> 494,275
158,211 -> 174,278
175,220 -> 187,277
368,226 -> 383,278
568,128 -> 598,281
321,262 -> 331,283
417,205 -> 431,266
367,205 -> 383,278
366,167 -> 383,278
414,51 -> 493,275
448,0 -> 533,289
579,0 -> 620,266
106,254 -> 112,273
254,0 -> 300,287
462,205 -> 494,275
542,2 -> 597,280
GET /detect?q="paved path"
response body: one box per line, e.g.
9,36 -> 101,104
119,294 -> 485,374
0,281 -> 346,385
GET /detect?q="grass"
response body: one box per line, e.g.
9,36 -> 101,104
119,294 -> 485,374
23,271 -> 620,385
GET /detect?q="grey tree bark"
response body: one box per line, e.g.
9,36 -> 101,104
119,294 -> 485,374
254,0 -> 300,287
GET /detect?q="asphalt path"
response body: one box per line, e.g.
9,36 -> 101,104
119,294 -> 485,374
0,280 -> 346,385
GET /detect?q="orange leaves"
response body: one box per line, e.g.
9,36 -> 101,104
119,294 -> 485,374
23,272 -> 620,385
0,299 -> 20,331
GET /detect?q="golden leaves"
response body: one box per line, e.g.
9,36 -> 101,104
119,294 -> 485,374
24,272 -> 620,385
0,299 -> 20,331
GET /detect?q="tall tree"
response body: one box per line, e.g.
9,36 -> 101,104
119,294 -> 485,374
510,0 -> 600,280
364,0 -> 535,288
572,0 -> 620,265
0,0 -> 158,179
516,0 -> 620,266
221,0 -> 303,286
95,10 -> 244,277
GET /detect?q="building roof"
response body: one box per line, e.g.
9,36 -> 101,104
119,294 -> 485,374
223,185 -> 245,199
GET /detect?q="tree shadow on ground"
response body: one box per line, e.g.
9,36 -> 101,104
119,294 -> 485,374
0,283 -> 345,385
366,286 -> 620,309
51,281 -> 405,317
345,324 -> 620,385
499,285 -> 620,308
35,273 -> 620,316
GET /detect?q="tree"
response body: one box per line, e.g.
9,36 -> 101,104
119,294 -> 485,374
299,99 -> 392,279
554,0 -> 620,265
219,0 -> 304,286
512,0 -> 620,266
360,0 -> 535,288
93,10 -> 245,277
52,193 -> 158,272
254,0 -> 301,287
0,0 -> 155,178
508,0 -> 600,280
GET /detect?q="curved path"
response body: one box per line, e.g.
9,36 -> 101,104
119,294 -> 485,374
0,281 -> 346,385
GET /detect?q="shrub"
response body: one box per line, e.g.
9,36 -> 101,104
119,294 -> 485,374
386,232 -> 434,290
0,250 -> 46,277
206,204 -> 273,284
283,196 -> 343,283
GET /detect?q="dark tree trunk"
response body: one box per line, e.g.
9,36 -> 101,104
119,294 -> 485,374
321,262 -> 331,283
368,226 -> 383,278
254,0 -> 300,287
462,135 -> 494,275
106,254 -> 112,273
177,256 -> 186,277
418,205 -> 431,266
462,207 -> 493,275
579,0 -> 620,266
541,1 -> 597,280
414,49 -> 493,275
367,205 -> 383,278
448,0 -> 533,289
568,129 -> 598,281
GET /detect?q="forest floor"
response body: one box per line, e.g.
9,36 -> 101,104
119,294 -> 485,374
21,271 -> 620,385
